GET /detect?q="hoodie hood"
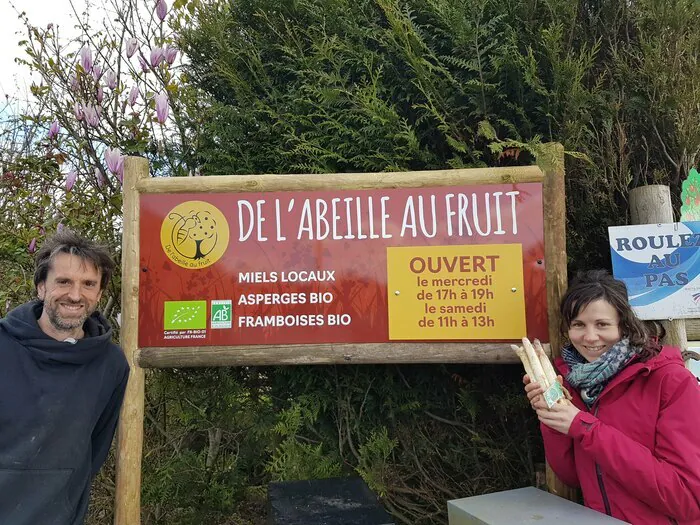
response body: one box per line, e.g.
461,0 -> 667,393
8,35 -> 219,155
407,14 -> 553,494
0,300 -> 115,365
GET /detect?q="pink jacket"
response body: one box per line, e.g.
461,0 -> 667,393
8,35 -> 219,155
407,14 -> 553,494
542,346 -> 700,524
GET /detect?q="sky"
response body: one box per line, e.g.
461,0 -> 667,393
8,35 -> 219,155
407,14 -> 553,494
0,0 -> 89,100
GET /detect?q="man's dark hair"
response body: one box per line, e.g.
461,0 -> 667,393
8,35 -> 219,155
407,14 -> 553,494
33,230 -> 116,291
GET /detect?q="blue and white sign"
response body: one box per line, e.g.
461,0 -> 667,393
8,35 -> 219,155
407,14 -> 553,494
609,222 -> 700,320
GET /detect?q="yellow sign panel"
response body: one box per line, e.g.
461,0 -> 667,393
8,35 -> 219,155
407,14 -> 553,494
387,244 -> 526,340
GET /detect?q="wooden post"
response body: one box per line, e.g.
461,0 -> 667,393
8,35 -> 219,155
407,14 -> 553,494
629,185 -> 688,355
685,319 -> 700,341
114,157 -> 148,525
542,144 -> 578,501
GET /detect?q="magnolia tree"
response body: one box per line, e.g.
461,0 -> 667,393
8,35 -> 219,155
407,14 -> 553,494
22,0 -> 203,179
1,0 -> 202,314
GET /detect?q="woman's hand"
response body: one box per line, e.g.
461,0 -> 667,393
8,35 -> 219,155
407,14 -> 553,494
523,374 -> 581,434
523,374 -> 548,410
536,402 -> 581,435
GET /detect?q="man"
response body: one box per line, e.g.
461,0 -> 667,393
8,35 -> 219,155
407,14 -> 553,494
0,230 -> 130,525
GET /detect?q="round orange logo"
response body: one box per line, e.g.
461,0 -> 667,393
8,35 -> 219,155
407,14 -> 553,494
160,201 -> 229,269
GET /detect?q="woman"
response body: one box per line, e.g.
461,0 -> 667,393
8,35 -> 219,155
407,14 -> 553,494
525,270 -> 700,524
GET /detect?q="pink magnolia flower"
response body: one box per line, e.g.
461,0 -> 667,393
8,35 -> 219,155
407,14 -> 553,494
128,85 -> 139,107
69,74 -> 79,92
48,121 -> 60,140
65,170 -> 77,192
105,147 -> 125,183
155,91 -> 169,124
138,55 -> 149,73
92,64 -> 103,81
104,70 -> 117,89
94,168 -> 106,189
156,0 -> 168,21
83,105 -> 99,127
126,38 -> 138,58
28,238 -> 37,253
164,46 -> 178,65
96,86 -> 104,104
80,46 -> 93,72
73,102 -> 84,121
150,47 -> 164,67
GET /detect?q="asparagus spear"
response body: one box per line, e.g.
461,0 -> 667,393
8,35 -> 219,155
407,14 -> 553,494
534,338 -> 558,387
522,337 -> 549,388
511,345 -> 536,382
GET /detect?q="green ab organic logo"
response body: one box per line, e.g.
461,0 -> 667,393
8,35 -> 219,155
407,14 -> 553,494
164,301 -> 207,330
211,300 -> 232,329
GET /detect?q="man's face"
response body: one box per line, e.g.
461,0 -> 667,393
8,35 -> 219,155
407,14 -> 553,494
37,253 -> 103,338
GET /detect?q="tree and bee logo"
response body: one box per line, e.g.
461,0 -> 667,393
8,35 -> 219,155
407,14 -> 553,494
160,201 -> 229,269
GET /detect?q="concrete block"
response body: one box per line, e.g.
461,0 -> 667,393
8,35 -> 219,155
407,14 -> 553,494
448,487 -> 627,524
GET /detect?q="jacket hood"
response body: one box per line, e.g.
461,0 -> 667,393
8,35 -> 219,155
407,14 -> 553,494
0,300 -> 115,365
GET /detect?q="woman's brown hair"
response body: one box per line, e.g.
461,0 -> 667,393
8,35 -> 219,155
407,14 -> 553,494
560,270 -> 662,361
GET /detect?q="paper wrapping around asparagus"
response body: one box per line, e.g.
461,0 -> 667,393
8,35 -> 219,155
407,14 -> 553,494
512,337 -> 572,406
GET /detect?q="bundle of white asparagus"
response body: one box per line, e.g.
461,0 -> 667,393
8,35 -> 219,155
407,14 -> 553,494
512,337 -> 572,407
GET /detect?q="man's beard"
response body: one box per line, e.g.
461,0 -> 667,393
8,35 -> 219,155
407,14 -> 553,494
44,300 -> 94,331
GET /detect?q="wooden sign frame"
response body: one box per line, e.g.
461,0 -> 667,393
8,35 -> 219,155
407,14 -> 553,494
113,146 -> 569,523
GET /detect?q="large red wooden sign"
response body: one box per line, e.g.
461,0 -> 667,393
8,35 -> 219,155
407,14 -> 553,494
138,183 -> 547,347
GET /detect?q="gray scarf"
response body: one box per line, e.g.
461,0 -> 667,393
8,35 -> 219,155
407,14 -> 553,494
562,338 -> 638,407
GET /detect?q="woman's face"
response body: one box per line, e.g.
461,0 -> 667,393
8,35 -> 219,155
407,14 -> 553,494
568,299 -> 622,362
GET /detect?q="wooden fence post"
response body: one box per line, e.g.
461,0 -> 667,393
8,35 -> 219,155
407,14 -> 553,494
628,185 -> 688,354
542,143 -> 578,501
114,156 -> 148,525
